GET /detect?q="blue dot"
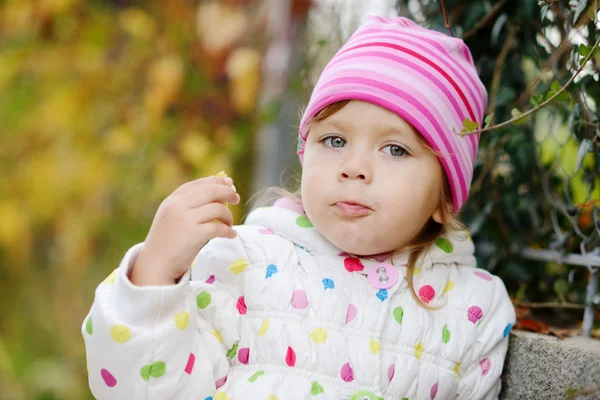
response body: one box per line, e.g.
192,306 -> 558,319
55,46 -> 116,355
376,289 -> 388,301
322,278 -> 335,290
265,264 -> 278,278
204,397 -> 213,400
503,323 -> 512,338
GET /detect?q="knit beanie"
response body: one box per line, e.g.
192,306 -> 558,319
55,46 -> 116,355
297,16 -> 488,213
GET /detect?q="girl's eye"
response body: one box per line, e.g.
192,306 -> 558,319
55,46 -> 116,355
323,136 -> 346,148
383,144 -> 407,157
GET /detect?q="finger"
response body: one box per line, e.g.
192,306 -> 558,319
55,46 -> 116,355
199,220 -> 238,241
183,184 -> 239,209
177,175 -> 234,195
193,203 -> 234,226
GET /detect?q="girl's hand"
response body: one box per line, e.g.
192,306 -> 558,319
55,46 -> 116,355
130,174 -> 240,286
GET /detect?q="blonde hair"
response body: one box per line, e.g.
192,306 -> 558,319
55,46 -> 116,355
249,100 -> 466,309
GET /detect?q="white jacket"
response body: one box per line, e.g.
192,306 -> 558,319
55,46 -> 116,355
82,202 -> 516,400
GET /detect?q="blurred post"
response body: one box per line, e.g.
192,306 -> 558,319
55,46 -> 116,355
252,0 -> 311,195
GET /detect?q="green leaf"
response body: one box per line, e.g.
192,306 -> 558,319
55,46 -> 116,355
484,113 -> 493,127
550,80 -> 562,92
529,94 -> 543,108
510,108 -> 523,119
553,279 -> 569,296
461,118 -> 479,135
579,44 -> 593,57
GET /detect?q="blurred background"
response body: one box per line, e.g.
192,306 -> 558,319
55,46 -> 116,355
0,0 -> 598,398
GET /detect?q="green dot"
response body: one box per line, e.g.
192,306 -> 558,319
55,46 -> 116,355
311,381 -> 324,395
150,361 -> 166,378
393,307 -> 404,324
140,364 -> 151,381
248,370 -> 264,382
196,292 -> 211,309
296,216 -> 313,228
85,317 -> 93,335
435,237 -> 453,253
227,343 -> 238,359
442,325 -> 451,344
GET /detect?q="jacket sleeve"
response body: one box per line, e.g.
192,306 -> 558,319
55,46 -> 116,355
457,275 -> 516,400
81,230 -> 251,400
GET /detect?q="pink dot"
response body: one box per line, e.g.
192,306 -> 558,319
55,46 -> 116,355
468,306 -> 483,323
184,353 -> 195,375
419,285 -> 436,304
274,197 -> 305,214
100,368 -> 117,387
388,364 -> 395,382
215,375 -> 227,389
259,228 -> 275,235
236,296 -> 247,314
430,382 -> 438,399
480,358 -> 491,375
205,275 -> 215,284
291,290 -> 308,309
346,304 -> 357,324
238,348 -> 250,364
286,346 -> 296,367
344,257 -> 364,273
340,362 -> 354,382
474,270 -> 493,281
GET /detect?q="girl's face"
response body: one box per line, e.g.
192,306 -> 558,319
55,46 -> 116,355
301,100 -> 444,256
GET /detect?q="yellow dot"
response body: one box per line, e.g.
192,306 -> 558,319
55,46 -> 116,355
213,330 -> 223,343
229,259 -> 248,275
464,230 -> 472,242
442,280 -> 455,295
174,311 -> 189,330
369,339 -> 380,355
310,328 -> 327,343
413,268 -> 422,275
258,318 -> 270,336
214,392 -> 231,400
267,395 -> 279,400
110,324 -> 131,343
453,361 -> 461,377
103,270 -> 117,284
414,342 -> 424,359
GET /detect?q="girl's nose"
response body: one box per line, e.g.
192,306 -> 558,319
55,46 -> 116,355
339,156 -> 372,182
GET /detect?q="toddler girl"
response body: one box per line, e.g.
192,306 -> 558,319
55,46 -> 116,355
82,16 -> 516,400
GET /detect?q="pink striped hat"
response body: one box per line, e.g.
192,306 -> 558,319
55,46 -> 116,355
297,16 -> 488,213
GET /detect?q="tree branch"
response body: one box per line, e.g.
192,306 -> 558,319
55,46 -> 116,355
439,0 -> 454,37
462,0 -> 509,41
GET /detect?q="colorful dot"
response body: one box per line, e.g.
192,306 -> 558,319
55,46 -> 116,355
346,304 -> 357,324
140,361 -> 166,380
480,358 -> 491,375
248,370 -> 264,382
340,362 -> 354,382
213,330 -> 223,343
343,257 -> 364,273
274,197 -> 305,214
414,342 -> 424,359
503,323 -> 512,337
214,392 -> 230,400
103,270 -> 117,284
215,375 -> 227,389
267,395 -> 279,400
322,278 -> 334,290
369,339 -> 380,355
226,343 -> 238,359
435,237 -> 453,253
474,270 -> 493,281
266,264 -> 278,278
196,292 -> 211,309
414,267 -> 422,275
419,285 -> 435,304
453,362 -> 461,377
85,317 -> 93,335
230,259 -> 248,275
206,275 -> 215,284
388,364 -> 395,381
184,353 -> 195,375
174,311 -> 190,330
376,289 -> 388,301
442,280 -> 454,295
101,368 -> 117,387
310,328 -> 327,343
236,296 -> 247,314
442,325 -> 451,344
311,381 -> 325,395
393,307 -> 404,324
296,216 -> 313,228
430,382 -> 438,399
258,318 -> 270,336
259,228 -> 275,235
468,306 -> 483,324
286,346 -> 296,367
238,347 -> 250,364
109,325 -> 131,343
291,290 -> 308,309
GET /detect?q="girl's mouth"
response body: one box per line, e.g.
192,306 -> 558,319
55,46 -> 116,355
334,202 -> 372,217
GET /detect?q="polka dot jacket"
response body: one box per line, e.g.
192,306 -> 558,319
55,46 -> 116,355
82,199 -> 516,400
